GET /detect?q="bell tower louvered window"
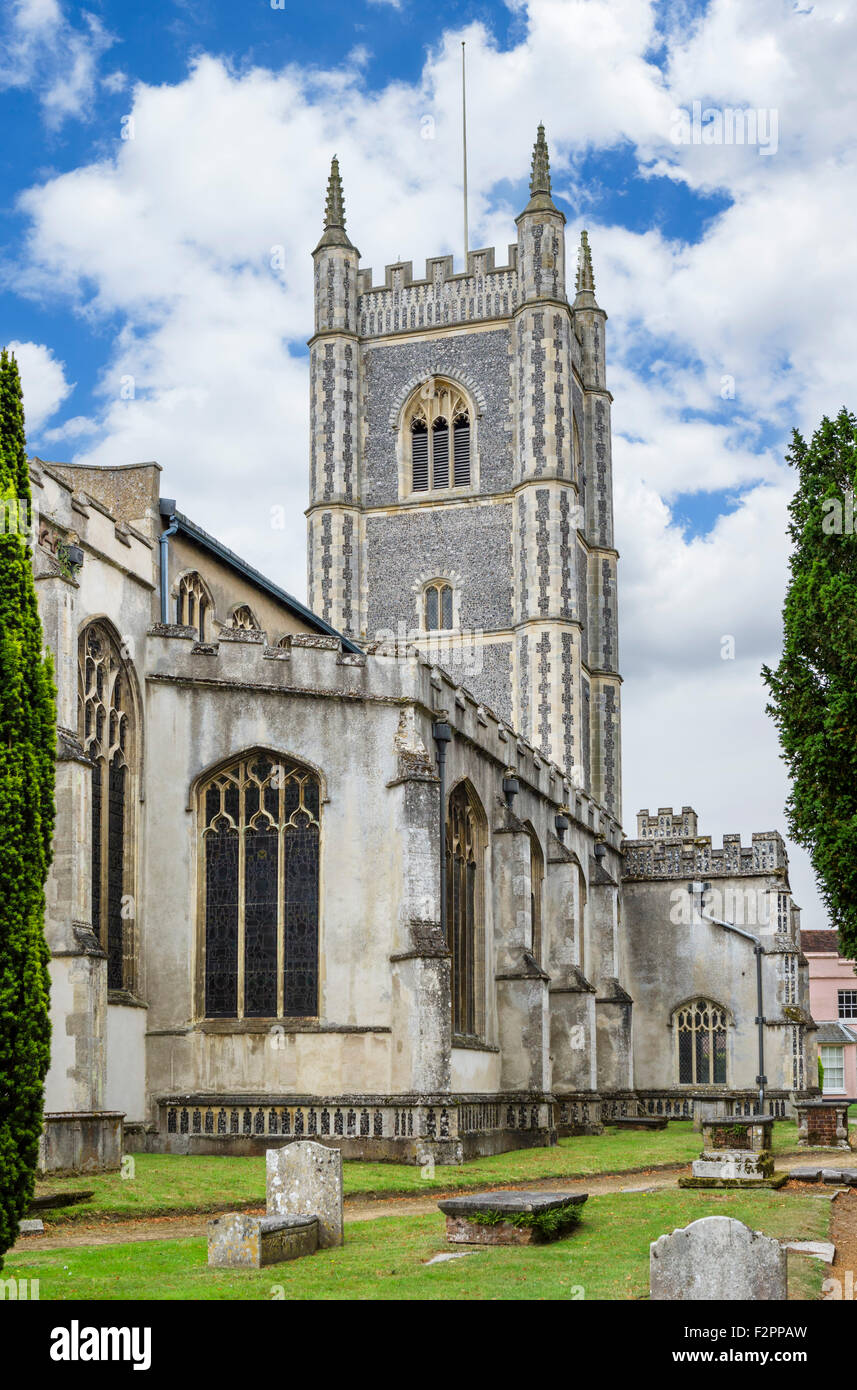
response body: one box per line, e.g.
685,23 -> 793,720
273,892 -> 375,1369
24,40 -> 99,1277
200,754 -> 320,1020
406,379 -> 471,494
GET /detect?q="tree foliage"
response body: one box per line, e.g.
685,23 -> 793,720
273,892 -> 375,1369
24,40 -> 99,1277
0,348 -> 55,1267
763,407 -> 857,959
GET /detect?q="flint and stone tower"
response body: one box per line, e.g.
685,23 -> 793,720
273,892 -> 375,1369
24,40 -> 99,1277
306,133 -> 622,819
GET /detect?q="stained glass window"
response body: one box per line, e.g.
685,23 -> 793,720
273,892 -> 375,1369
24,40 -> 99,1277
675,1000 -> 728,1085
446,782 -> 483,1038
78,623 -> 136,992
200,755 -> 320,1020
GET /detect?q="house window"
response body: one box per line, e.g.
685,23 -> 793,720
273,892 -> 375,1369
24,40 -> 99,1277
200,753 -> 320,1020
674,999 -> 728,1085
446,782 -> 484,1038
838,989 -> 857,1020
79,622 -> 137,992
424,581 -> 453,631
406,379 -> 471,493
820,1044 -> 846,1092
176,572 -> 212,640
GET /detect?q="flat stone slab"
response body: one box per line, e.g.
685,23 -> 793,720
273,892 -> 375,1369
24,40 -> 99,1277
18,1219 -> 44,1235
783,1241 -> 835,1262
267,1142 -> 343,1248
651,1216 -> 787,1301
424,1251 -> 478,1264
609,1117 -> 668,1131
208,1211 -> 318,1268
788,1166 -> 857,1185
438,1189 -> 588,1246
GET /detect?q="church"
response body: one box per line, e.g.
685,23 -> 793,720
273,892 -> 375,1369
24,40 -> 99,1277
30,127 -> 817,1172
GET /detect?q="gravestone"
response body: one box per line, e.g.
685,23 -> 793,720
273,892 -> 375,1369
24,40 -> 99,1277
208,1212 -> 318,1268
267,1141 -> 343,1248
437,1190 -> 588,1245
650,1216 -> 787,1301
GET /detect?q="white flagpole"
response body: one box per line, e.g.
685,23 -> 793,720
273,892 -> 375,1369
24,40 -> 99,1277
461,40 -> 469,266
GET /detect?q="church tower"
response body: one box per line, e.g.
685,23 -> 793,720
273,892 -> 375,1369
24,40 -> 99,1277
306,131 -> 622,819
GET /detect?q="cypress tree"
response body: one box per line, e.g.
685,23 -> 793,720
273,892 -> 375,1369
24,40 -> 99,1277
763,407 -> 857,959
0,348 -> 56,1267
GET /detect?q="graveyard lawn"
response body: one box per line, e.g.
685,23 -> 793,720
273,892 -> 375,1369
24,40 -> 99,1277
30,1122 -> 812,1224
6,1190 -> 829,1301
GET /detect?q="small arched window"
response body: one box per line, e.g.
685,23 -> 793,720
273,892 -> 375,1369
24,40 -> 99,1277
424,581 -> 453,632
674,999 -> 728,1085
176,572 -> 212,641
446,782 -> 485,1038
406,379 -> 471,493
78,622 -> 138,993
230,605 -> 260,631
526,826 -> 544,963
200,753 -> 320,1020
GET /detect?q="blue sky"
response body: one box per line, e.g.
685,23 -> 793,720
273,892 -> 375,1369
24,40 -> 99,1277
3,0 -> 856,923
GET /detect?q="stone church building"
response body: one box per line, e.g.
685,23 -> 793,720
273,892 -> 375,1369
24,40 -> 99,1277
30,129 -> 816,1171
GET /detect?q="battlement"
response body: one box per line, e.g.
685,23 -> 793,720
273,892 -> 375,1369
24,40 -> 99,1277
356,246 -> 520,339
623,815 -> 788,881
635,807 -> 699,839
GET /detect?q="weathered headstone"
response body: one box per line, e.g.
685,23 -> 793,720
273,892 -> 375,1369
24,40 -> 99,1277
266,1141 -> 343,1248
208,1212 -> 318,1268
650,1216 -> 787,1301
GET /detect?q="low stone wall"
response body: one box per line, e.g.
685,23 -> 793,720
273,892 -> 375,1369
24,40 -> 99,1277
154,1093 -> 557,1164
38,1111 -> 124,1175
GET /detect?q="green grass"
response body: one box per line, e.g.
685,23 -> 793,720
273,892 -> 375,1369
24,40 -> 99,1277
6,1189 -> 829,1301
30,1121 -> 815,1225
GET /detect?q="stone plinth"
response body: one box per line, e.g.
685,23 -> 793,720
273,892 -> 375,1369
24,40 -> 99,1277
38,1112 -> 124,1175
208,1212 -> 318,1268
701,1116 -> 773,1153
650,1216 -> 787,1301
680,1115 -> 783,1189
437,1190 -> 588,1245
795,1101 -> 852,1151
266,1142 -> 343,1248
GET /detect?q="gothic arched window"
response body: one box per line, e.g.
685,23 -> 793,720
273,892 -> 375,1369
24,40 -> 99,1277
526,825 -> 544,963
446,782 -> 485,1038
424,580 -> 453,632
406,379 -> 471,493
230,605 -> 260,631
176,571 -> 212,640
199,753 -> 320,1020
79,622 -> 138,992
674,999 -> 728,1085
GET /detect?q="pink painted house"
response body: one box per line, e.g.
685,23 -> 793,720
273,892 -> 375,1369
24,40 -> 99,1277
802,929 -> 857,1097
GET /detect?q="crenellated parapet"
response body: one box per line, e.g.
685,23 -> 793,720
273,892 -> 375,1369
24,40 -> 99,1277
357,248 -> 519,337
623,806 -> 788,880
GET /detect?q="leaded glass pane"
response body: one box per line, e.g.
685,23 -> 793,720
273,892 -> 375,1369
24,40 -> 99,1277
205,827 -> 239,1017
713,1026 -> 727,1083
107,760 -> 126,990
244,826 -> 279,1017
678,1027 -> 693,1083
425,586 -> 439,630
440,584 -> 453,630
283,819 -> 319,1016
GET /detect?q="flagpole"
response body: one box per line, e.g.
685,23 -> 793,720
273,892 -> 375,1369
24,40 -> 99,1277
461,40 -> 469,266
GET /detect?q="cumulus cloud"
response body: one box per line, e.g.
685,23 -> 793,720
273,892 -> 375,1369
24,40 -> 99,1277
7,340 -> 73,433
10,0 -> 854,922
0,0 -> 114,127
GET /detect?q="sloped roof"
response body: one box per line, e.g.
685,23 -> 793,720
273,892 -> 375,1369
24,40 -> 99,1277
816,1021 -> 857,1045
801,929 -> 840,954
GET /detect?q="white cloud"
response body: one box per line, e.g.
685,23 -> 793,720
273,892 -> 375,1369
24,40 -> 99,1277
7,340 -> 73,433
0,0 -> 114,127
11,0 -> 855,925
